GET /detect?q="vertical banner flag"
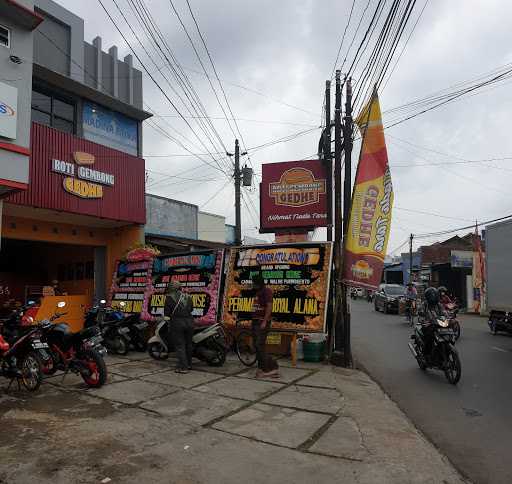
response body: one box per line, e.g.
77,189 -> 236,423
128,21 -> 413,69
343,91 -> 394,289
472,226 -> 485,313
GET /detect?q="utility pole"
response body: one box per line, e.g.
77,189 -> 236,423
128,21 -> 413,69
341,77 -> 353,368
324,80 -> 333,242
409,233 -> 414,283
332,70 -> 344,361
234,139 -> 242,245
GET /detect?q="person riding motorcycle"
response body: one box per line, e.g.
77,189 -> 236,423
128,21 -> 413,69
438,286 -> 453,306
405,283 -> 417,318
421,287 -> 447,359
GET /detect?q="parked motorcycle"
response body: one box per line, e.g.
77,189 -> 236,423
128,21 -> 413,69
148,317 -> 227,366
488,310 -> 512,335
85,300 -> 131,355
86,301 -> 148,353
408,315 -> 461,385
39,302 -> 107,388
0,316 -> 47,391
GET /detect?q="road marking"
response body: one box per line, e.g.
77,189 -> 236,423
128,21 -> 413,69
491,346 -> 509,353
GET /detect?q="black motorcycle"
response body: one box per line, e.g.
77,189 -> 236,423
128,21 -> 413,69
85,301 -> 148,354
408,316 -> 461,385
39,302 -> 107,388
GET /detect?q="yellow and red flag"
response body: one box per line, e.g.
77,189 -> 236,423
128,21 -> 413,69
343,91 -> 393,289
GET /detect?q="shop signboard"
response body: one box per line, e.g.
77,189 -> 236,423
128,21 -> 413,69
83,102 -> 138,155
260,160 -> 329,233
451,250 -> 473,268
7,124 -> 145,224
149,250 -> 224,325
222,242 -> 333,333
0,80 -> 17,139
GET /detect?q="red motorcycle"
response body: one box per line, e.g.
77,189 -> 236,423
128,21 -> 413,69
0,323 -> 46,391
39,302 -> 107,388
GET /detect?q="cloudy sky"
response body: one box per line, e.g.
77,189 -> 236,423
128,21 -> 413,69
57,0 -> 512,251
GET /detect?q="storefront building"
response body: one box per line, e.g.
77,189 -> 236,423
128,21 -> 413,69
0,0 -> 150,309
0,1 -> 42,197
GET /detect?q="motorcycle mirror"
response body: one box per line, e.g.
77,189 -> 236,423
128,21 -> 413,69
57,301 -> 66,308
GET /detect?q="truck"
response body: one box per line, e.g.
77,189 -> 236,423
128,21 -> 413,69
486,219 -> 512,334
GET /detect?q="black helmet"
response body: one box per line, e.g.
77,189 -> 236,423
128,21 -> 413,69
438,286 -> 447,294
424,287 -> 440,306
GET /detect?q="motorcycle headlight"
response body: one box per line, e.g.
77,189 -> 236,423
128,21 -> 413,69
437,318 -> 449,328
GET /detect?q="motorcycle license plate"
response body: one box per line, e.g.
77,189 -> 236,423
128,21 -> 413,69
438,328 -> 453,335
32,340 -> 49,349
86,335 -> 103,346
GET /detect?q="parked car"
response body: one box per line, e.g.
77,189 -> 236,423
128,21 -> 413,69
374,284 -> 406,314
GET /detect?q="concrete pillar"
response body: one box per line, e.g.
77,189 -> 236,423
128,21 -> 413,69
92,36 -> 102,91
124,54 -> 134,105
108,45 -> 118,98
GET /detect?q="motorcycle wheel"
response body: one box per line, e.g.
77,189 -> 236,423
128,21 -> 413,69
133,338 -> 147,352
114,336 -> 128,355
235,330 -> 257,367
148,342 -> 169,360
19,352 -> 43,392
444,347 -> 461,385
206,343 -> 226,367
453,321 -> 461,341
80,349 -> 107,388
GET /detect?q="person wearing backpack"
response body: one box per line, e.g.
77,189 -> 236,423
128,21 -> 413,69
164,280 -> 194,373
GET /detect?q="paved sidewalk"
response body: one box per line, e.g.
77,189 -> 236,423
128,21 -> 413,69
0,353 -> 466,483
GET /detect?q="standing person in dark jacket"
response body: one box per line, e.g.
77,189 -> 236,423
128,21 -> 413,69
251,275 -> 279,378
164,280 -> 194,373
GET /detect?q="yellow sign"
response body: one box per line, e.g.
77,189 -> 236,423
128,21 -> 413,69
343,91 -> 393,289
266,333 -> 282,345
63,177 -> 103,199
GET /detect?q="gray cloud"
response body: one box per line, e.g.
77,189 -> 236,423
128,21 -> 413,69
57,0 -> 512,247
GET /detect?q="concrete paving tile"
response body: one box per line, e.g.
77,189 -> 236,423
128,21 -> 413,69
194,376 -> 284,401
308,416 -> 369,459
109,360 -> 169,378
141,389 -> 247,425
213,403 -> 331,448
297,367 -> 371,389
45,370 -> 126,390
103,354 -> 131,366
193,359 -> 248,375
237,366 -> 313,384
140,369 -> 222,388
119,351 -> 152,361
262,385 -> 343,415
88,379 -> 178,404
278,358 -> 327,370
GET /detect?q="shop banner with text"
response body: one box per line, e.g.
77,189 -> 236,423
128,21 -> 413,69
109,250 -> 224,324
343,92 -> 393,289
222,243 -> 332,333
149,250 -> 224,326
260,160 -> 329,232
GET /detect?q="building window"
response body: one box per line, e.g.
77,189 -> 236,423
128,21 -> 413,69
31,88 -> 75,134
0,25 -> 10,49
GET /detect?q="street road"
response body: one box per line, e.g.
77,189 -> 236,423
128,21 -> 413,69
351,299 -> 512,484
